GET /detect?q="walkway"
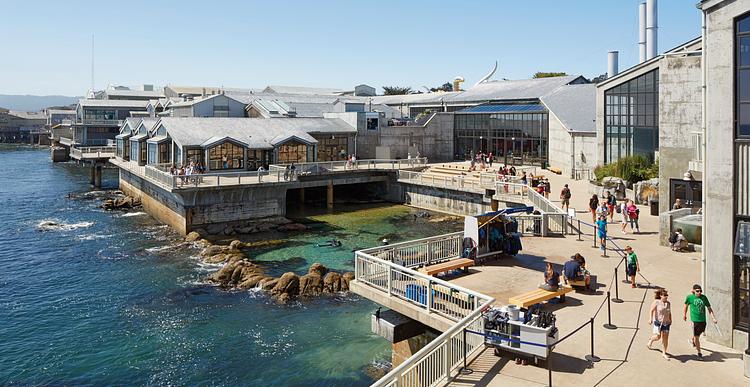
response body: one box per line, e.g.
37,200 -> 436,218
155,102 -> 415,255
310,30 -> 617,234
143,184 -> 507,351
445,171 -> 745,386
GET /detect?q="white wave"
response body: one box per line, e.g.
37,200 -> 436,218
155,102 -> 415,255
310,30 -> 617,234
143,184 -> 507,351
76,233 -> 113,241
37,219 -> 94,231
120,212 -> 147,217
145,243 -> 185,253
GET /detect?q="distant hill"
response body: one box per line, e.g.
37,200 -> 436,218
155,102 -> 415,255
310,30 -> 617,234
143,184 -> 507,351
0,94 -> 80,112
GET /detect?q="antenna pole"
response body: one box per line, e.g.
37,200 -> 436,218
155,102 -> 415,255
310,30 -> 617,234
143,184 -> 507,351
91,34 -> 95,93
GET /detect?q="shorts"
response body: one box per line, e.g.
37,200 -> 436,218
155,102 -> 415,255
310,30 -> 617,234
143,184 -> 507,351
626,264 -> 637,276
562,198 -> 570,206
653,321 -> 670,334
692,321 -> 707,336
598,232 -> 606,239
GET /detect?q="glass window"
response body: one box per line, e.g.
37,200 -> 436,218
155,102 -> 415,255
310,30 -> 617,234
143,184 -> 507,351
317,136 -> 348,161
147,143 -> 158,165
208,142 -> 245,170
277,141 -> 308,164
741,36 -> 750,66
185,148 -> 204,167
604,69 -> 659,163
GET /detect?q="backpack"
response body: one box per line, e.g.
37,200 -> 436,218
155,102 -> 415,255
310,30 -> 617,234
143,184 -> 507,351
563,188 -> 571,199
615,205 -> 621,214
668,232 -> 678,244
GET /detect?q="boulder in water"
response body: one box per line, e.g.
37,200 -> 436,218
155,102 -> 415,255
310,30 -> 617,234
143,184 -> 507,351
308,263 -> 328,277
298,273 -> 324,297
185,231 -> 202,242
272,272 -> 300,296
341,272 -> 355,291
323,272 -> 342,293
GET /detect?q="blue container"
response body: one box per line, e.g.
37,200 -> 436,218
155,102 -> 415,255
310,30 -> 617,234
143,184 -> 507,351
405,284 -> 427,305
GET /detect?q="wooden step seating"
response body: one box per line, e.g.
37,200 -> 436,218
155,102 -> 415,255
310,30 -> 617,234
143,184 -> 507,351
508,286 -> 574,308
419,258 -> 475,276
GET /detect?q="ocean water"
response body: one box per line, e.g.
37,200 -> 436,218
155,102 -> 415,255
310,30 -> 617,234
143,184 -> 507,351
0,145 -> 461,385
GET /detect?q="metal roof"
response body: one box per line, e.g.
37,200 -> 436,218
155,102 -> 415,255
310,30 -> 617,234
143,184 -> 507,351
539,84 -> 596,133
46,109 -> 76,115
78,99 -> 150,108
459,103 -> 546,113
263,85 -> 344,95
156,117 -> 356,149
105,89 -> 165,98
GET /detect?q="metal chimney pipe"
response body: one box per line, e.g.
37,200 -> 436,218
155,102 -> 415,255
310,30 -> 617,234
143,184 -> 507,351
608,51 -> 619,78
639,3 -> 647,63
646,0 -> 658,60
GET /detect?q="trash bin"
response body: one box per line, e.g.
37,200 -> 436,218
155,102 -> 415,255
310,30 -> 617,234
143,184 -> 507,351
649,200 -> 659,216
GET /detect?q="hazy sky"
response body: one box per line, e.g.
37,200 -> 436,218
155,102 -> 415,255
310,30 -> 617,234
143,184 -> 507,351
0,0 -> 701,96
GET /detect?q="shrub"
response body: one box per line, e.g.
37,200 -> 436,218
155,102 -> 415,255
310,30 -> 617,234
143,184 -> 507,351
594,155 -> 658,184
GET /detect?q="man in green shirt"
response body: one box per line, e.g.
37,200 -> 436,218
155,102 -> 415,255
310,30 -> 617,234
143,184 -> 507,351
683,284 -> 717,359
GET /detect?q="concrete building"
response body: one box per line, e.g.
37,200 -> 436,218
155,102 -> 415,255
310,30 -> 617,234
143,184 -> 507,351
372,76 -> 597,176
699,0 -> 750,363
0,108 -> 47,143
45,108 -> 76,128
166,93 -> 247,118
69,99 -> 150,146
115,117 -> 357,170
596,38 -> 704,215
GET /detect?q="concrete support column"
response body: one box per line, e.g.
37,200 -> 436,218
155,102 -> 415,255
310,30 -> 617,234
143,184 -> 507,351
90,165 -> 96,186
327,181 -> 334,209
298,187 -> 305,203
391,331 -> 438,368
94,165 -> 102,188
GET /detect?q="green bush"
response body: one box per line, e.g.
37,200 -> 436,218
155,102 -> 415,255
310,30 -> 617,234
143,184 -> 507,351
594,155 -> 658,183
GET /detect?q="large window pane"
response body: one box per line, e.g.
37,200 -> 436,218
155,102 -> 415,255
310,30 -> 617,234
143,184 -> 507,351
741,36 -> 750,67
739,103 -> 750,136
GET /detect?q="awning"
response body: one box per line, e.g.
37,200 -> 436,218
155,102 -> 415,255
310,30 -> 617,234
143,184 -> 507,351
146,135 -> 170,144
115,133 -> 132,140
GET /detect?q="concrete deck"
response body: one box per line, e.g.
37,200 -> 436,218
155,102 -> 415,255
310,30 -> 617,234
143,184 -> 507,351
437,166 -> 747,386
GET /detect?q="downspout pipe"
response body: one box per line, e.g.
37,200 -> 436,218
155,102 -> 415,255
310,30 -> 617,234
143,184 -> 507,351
700,7 -> 707,291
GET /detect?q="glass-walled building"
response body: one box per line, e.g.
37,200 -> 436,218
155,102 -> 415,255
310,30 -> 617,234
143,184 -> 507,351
453,104 -> 549,166
603,69 -> 659,164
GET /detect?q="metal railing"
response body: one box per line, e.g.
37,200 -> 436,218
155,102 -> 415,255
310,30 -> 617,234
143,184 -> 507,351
75,119 -> 124,126
134,158 -> 428,190
70,146 -> 117,159
355,248 -> 494,387
360,232 -> 464,268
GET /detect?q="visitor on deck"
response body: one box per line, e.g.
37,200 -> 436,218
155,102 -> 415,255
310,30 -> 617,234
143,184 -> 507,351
543,178 -> 551,199
509,166 -> 516,176
672,198 -> 684,210
670,228 -> 688,251
596,215 -> 608,255
648,289 -> 673,360
626,200 -> 641,233
619,199 -> 630,234
520,172 -> 528,185
539,262 -> 560,291
589,194 -> 599,222
563,254 -> 590,288
625,246 -> 640,288
560,184 -> 571,212
596,200 -> 609,221
606,191 -> 617,222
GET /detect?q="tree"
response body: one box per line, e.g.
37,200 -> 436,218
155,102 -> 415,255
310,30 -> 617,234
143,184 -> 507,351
429,82 -> 453,92
532,72 -> 568,79
382,86 -> 413,95
589,73 -> 608,84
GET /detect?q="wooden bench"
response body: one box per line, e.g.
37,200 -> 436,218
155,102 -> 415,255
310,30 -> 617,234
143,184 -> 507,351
419,258 -> 475,276
508,286 -> 574,308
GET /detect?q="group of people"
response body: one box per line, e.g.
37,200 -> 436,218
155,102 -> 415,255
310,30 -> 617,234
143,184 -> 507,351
646,284 -> 718,360
345,154 -> 357,169
468,151 -> 494,171
588,193 -> 641,234
539,253 -> 591,291
170,160 -> 205,186
283,163 -> 297,181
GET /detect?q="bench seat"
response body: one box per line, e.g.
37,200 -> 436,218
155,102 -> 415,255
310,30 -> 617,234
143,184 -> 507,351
419,258 -> 475,276
508,286 -> 574,308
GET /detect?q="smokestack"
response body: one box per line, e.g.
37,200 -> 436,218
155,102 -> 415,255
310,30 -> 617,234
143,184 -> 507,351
639,3 -> 647,63
646,0 -> 658,60
608,51 -> 619,78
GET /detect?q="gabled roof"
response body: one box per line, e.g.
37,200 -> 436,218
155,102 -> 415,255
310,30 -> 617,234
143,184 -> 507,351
200,135 -> 250,148
156,117 -> 355,149
540,84 -> 596,133
169,93 -> 245,108
135,117 -> 159,134
120,117 -> 143,134
8,111 -> 46,120
269,132 -> 317,146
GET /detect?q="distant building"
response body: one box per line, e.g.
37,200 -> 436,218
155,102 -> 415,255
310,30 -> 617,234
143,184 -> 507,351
165,93 -> 247,118
45,109 -> 76,128
0,108 -> 46,143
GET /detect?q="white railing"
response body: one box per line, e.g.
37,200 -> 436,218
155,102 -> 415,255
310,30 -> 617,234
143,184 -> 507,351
355,249 -> 493,386
70,146 -> 117,159
360,232 -> 464,268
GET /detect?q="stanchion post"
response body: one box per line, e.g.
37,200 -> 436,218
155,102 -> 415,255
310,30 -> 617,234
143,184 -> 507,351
584,317 -> 601,363
592,225 -> 597,248
459,328 -> 473,375
577,220 -> 582,241
603,291 -> 617,330
548,359 -> 553,387
602,237 -> 608,257
612,267 -> 624,303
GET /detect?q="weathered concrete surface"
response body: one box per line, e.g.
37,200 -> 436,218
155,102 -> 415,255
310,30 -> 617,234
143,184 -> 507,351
398,182 -> 491,216
120,169 -> 188,234
658,54 -> 703,215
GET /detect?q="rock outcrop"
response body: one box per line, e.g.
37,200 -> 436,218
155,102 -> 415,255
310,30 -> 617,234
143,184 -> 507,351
201,217 -> 296,236
102,195 -> 141,211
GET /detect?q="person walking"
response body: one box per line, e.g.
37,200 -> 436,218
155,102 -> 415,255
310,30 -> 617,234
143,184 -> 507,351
619,199 -> 630,234
560,184 -> 571,212
626,200 -> 641,233
625,246 -> 640,288
596,200 -> 609,220
543,178 -> 551,199
606,191 -> 617,222
589,194 -> 599,223
596,215 -> 608,256
683,284 -> 717,360
647,289 -> 673,359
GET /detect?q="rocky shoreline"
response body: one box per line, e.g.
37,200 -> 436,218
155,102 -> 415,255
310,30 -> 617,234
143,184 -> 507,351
185,231 -> 355,304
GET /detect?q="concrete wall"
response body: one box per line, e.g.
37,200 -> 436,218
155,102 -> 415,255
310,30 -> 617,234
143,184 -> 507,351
120,169 -> 189,234
396,182 -> 491,216
702,0 -> 750,351
658,54 -> 703,214
355,113 -> 454,162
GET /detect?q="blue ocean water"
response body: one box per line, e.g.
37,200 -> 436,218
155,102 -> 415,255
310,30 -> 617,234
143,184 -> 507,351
0,146 -> 460,385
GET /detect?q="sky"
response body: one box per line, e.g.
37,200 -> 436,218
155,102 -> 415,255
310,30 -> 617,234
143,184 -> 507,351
0,0 -> 702,96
